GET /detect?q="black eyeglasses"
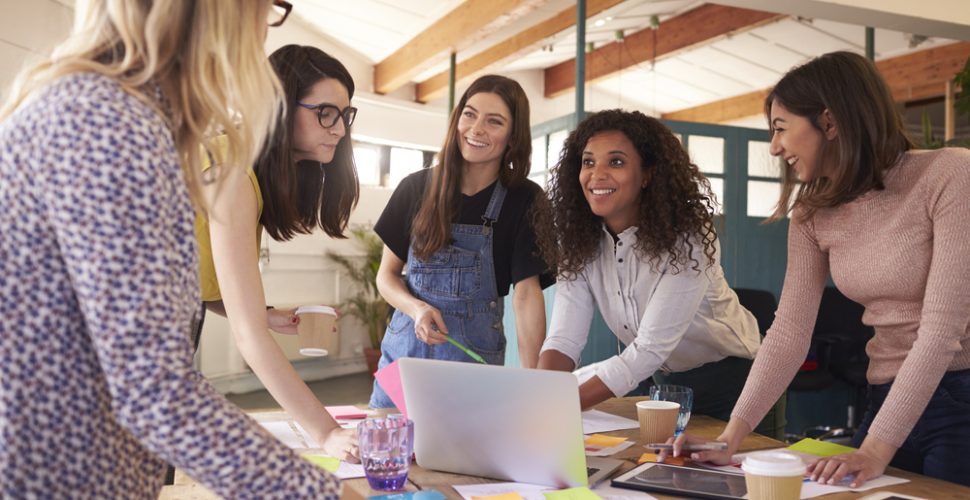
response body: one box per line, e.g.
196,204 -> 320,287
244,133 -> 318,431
268,0 -> 292,27
296,102 -> 358,129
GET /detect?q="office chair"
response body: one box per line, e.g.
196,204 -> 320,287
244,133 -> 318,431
732,288 -> 777,337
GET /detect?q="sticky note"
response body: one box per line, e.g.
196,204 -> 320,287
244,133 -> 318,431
637,452 -> 688,466
471,493 -> 526,500
302,453 -> 340,472
375,359 -> 408,419
543,486 -> 602,500
584,434 -> 627,447
787,438 -> 857,457
326,405 -> 367,420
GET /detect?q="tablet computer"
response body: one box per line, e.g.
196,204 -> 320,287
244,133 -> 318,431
611,462 -> 748,500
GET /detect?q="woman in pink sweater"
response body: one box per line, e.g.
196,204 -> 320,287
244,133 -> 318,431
672,51 -> 970,488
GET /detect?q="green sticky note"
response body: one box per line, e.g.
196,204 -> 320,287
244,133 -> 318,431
787,438 -> 857,457
302,453 -> 340,472
543,487 -> 602,500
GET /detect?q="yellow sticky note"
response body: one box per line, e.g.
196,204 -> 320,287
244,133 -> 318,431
787,438 -> 856,457
471,493 -> 525,500
584,434 -> 627,448
302,453 -> 340,472
543,487 -> 602,500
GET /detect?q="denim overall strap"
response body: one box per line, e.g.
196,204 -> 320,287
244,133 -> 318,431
370,181 -> 508,408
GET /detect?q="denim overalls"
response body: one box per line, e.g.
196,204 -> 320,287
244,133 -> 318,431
369,182 -> 508,408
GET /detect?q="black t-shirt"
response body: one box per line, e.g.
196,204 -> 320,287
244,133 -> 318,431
375,168 -> 554,296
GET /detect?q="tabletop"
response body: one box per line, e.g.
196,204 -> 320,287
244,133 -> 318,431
158,397 -> 970,499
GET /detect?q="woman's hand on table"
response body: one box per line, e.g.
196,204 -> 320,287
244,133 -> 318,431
321,427 -> 360,463
807,436 -> 895,488
659,433 -> 736,464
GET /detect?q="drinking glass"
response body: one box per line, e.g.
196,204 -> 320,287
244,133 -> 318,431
357,416 -> 414,491
649,384 -> 693,435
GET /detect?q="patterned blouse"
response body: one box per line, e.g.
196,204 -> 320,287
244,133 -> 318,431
0,73 -> 340,498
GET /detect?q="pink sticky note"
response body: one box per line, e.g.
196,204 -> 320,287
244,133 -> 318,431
374,359 -> 408,419
325,405 -> 368,420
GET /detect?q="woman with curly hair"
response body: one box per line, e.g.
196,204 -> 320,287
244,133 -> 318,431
535,109 -> 781,437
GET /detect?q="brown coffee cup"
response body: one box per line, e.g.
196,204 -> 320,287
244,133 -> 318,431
741,451 -> 805,500
295,305 -> 338,357
635,400 -> 680,444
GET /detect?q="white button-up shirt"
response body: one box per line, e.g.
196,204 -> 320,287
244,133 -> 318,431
541,226 -> 761,397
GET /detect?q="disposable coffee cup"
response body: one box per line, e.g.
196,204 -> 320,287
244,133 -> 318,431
741,451 -> 805,500
635,400 -> 680,444
295,305 -> 337,357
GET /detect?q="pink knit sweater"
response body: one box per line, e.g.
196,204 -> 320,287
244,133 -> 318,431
732,148 -> 970,448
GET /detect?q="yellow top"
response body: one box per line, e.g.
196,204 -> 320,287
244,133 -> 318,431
194,136 -> 264,302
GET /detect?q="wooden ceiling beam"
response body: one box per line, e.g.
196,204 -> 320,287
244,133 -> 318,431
374,0 -> 547,95
415,0 -> 625,103
543,4 -> 783,98
661,41 -> 970,123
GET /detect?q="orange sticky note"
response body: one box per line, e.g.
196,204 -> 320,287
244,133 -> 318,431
584,434 -> 627,448
471,493 -> 526,500
637,452 -> 688,466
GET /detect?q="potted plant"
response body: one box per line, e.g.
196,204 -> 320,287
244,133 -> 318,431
327,226 -> 389,375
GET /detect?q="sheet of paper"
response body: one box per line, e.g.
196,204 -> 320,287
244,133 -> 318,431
260,420 -> 317,449
375,359 -> 408,418
591,483 -> 657,500
326,405 -> 369,420
472,492 -> 526,500
582,409 -> 639,435
454,482 -> 553,500
302,453 -> 366,479
543,486 -> 601,500
585,440 -> 635,457
787,438 -> 856,457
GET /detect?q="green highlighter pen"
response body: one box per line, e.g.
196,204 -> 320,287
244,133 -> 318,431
445,336 -> 487,364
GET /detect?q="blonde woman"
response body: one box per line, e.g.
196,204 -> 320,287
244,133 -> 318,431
0,0 -> 340,497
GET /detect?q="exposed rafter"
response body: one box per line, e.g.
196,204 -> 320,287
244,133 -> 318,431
543,4 -> 783,98
374,0 -> 548,95
415,0 -> 626,103
662,41 -> 970,123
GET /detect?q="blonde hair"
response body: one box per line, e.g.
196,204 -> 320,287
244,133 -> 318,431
0,0 -> 283,204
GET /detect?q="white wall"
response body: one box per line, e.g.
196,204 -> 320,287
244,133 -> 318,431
0,0 -> 72,101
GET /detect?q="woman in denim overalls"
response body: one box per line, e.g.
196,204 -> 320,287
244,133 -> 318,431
369,75 -> 548,409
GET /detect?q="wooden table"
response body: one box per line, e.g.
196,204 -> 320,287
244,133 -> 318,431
159,397 -> 970,499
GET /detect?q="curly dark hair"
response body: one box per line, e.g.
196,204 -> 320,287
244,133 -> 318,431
533,109 -> 718,280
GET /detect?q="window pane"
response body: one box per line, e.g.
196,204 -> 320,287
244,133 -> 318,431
706,177 -> 724,215
748,141 -> 781,179
528,172 -> 547,189
547,130 -> 569,170
688,135 -> 724,174
389,147 -> 424,188
531,137 -> 546,174
747,180 -> 781,218
353,146 -> 381,186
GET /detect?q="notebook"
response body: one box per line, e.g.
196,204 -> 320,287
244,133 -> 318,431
398,358 -> 623,487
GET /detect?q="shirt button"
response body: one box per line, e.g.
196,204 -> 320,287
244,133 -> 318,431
618,258 -> 624,263
623,325 -> 628,329
618,241 -> 623,246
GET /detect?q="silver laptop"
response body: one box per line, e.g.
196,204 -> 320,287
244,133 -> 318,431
398,358 -> 623,488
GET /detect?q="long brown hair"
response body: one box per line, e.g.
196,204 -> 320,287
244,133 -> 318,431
766,51 -> 913,221
534,110 -> 718,280
255,44 -> 360,240
411,74 -> 531,260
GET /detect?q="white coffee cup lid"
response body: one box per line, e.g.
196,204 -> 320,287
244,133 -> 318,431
741,451 -> 806,477
635,400 -> 680,410
295,305 -> 337,316
299,347 -> 329,357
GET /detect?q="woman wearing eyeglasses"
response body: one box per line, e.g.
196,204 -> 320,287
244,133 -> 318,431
196,44 -> 360,461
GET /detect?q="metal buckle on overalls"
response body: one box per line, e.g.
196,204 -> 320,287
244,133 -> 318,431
481,216 -> 495,236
